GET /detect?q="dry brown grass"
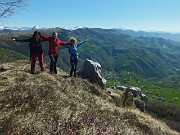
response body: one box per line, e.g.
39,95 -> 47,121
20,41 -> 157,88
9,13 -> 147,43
0,60 -> 179,135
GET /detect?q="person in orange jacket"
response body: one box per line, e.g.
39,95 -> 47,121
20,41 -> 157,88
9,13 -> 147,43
41,32 -> 69,74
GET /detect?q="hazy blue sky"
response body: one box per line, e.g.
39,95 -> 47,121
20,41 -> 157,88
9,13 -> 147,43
2,0 -> 180,32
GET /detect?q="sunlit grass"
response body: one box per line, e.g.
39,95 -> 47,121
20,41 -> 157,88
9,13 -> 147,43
0,60 -> 179,135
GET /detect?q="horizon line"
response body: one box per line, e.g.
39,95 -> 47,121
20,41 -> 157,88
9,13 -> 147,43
0,25 -> 180,34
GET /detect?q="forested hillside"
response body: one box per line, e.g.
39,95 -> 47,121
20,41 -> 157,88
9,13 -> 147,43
0,28 -> 180,80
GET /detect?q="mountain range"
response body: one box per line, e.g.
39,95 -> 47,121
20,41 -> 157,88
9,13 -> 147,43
114,28 -> 180,42
0,25 -> 87,33
0,27 -> 180,83
1,25 -> 180,41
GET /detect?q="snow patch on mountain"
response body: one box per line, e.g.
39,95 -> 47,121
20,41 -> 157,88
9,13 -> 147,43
0,25 -> 4,30
32,26 -> 50,30
0,25 -> 51,32
61,26 -> 88,31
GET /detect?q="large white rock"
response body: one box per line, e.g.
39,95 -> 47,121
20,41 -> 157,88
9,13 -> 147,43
78,59 -> 106,87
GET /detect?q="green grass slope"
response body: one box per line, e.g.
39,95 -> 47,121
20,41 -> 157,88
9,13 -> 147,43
0,48 -> 27,64
0,60 -> 179,134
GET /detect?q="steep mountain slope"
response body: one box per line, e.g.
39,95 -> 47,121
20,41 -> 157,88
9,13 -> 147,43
0,48 -> 27,64
0,60 -> 179,134
71,28 -> 180,78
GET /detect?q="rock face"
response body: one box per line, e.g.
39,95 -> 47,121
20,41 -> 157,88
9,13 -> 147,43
129,87 -> 142,97
140,93 -> 148,103
134,98 -> 145,112
78,59 -> 106,87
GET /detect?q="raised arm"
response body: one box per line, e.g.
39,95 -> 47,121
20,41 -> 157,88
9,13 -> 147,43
77,41 -> 86,48
41,35 -> 50,41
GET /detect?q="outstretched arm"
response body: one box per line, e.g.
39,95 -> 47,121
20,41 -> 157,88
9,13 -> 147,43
13,38 -> 31,42
41,35 -> 50,41
59,40 -> 70,45
61,45 -> 70,48
77,41 -> 86,47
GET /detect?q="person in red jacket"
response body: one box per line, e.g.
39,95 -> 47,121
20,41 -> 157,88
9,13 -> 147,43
13,31 -> 45,74
41,32 -> 69,74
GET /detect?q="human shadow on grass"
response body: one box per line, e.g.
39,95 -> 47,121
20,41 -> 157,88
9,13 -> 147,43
62,75 -> 70,79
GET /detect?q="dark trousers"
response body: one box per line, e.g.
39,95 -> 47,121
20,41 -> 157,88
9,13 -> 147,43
49,54 -> 58,73
30,53 -> 32,61
70,55 -> 78,77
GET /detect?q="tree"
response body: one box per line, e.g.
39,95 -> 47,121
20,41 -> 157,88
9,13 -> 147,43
0,0 -> 26,19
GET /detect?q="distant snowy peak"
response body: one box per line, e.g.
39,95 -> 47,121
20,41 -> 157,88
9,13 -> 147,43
32,26 -> 50,30
62,26 -> 88,31
4,27 -> 22,31
0,25 -> 4,30
0,26 -> 51,32
0,26 -> 20,32
0,25 -> 32,31
73,26 -> 87,29
0,25 -> 89,32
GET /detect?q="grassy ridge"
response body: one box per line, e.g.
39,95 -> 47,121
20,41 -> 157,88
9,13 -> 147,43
0,60 -> 179,134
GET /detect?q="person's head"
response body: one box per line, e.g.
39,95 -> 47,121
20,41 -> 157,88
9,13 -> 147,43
33,31 -> 41,40
69,37 -> 77,45
52,32 -> 58,39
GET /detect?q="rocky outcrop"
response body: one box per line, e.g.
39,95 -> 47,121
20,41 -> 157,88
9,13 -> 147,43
129,87 -> 142,97
113,85 -> 148,111
116,85 -> 127,90
140,93 -> 148,103
134,98 -> 145,112
78,59 -> 106,87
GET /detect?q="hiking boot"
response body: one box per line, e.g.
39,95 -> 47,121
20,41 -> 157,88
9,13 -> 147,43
70,70 -> 73,77
50,70 -> 53,74
31,70 -> 34,74
54,70 -> 57,74
41,67 -> 45,72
